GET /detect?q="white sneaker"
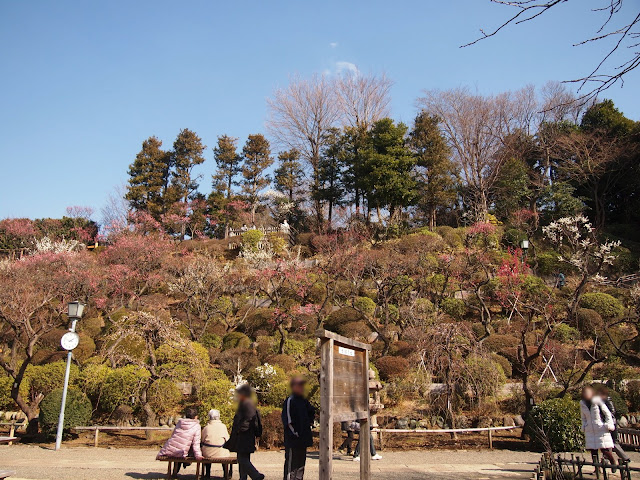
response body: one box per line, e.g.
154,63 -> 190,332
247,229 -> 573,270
372,454 -> 382,460
353,457 -> 360,462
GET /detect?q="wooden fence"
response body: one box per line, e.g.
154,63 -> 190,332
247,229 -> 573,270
74,425 -> 173,447
618,428 -> 640,451
373,425 -> 518,450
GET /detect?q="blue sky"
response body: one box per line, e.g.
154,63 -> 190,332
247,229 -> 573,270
1,0 -> 638,220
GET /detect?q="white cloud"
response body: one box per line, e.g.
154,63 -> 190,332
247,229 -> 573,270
335,61 -> 359,75
329,42 -> 339,48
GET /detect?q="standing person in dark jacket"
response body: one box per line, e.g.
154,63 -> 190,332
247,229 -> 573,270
224,384 -> 264,480
282,376 -> 315,480
595,384 -> 629,461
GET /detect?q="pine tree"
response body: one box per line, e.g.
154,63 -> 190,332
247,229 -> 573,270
126,136 -> 171,219
274,149 -> 304,203
241,134 -> 273,224
212,135 -> 241,199
408,112 -> 458,229
169,128 -> 206,205
212,135 -> 241,237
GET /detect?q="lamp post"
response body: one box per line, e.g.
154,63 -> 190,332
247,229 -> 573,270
55,301 -> 85,451
520,239 -> 530,260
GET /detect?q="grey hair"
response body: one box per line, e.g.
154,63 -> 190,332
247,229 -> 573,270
208,409 -> 220,420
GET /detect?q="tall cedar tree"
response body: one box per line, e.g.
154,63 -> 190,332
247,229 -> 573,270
169,128 -> 206,205
317,128 -> 345,229
340,126 -> 369,216
408,112 -> 458,230
362,118 -> 418,222
126,136 -> 171,219
274,149 -> 304,203
241,134 -> 273,224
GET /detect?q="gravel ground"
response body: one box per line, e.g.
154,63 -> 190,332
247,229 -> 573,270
0,445 -> 548,480
3,445 -> 639,480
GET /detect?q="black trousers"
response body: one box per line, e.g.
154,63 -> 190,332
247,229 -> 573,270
238,452 -> 262,480
284,447 -> 307,480
203,463 -> 233,478
340,431 -> 354,454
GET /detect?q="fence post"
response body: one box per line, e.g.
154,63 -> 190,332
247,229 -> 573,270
487,429 -> 493,449
94,428 -> 99,447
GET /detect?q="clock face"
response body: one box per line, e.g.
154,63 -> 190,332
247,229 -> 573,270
61,332 -> 80,350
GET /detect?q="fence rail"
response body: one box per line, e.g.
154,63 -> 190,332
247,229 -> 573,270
372,425 -> 518,450
74,425 -> 173,447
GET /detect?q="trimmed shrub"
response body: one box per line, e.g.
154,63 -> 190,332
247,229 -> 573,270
39,388 -> 92,435
441,297 -> 466,320
197,377 -> 235,427
0,376 -> 15,410
580,293 -> 624,318
625,380 -> 640,412
223,332 -> 252,350
491,353 -> 513,378
576,308 -> 603,336
484,334 -> 518,355
536,251 -> 563,276
200,333 -> 223,350
147,379 -> 183,416
553,323 -> 579,343
260,408 -> 284,449
608,389 -> 629,418
528,396 -> 583,452
263,381 -> 290,408
266,354 -> 297,372
241,229 -> 264,252
376,356 -> 409,381
324,307 -> 362,333
353,296 -> 376,316
100,365 -> 151,413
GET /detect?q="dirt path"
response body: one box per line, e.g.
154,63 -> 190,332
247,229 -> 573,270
0,445 -> 549,479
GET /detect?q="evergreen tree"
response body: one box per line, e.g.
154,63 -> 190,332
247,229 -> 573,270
317,128 -> 345,229
126,136 -> 171,219
212,135 -> 241,199
241,134 -> 273,224
362,118 -> 418,222
492,157 -> 531,222
341,126 -> 369,216
169,128 -> 206,205
408,112 -> 458,229
274,149 -> 304,203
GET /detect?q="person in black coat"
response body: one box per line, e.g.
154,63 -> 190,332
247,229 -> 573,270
224,384 -> 264,480
282,376 -> 315,480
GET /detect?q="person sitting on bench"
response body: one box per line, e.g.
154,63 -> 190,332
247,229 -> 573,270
201,409 -> 235,480
157,406 -> 203,472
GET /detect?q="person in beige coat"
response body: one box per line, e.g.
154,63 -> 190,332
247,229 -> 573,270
201,409 -> 235,480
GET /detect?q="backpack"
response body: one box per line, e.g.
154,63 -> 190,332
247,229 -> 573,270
253,409 -> 263,437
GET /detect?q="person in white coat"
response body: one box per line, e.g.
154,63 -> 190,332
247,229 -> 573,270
580,386 -> 616,467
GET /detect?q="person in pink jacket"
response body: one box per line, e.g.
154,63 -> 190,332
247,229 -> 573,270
157,406 -> 203,473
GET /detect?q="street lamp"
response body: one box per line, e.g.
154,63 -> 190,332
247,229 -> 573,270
55,301 -> 85,451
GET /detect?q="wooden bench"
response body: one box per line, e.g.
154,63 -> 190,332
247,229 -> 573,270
0,420 -> 26,445
157,455 -> 237,480
0,437 -> 17,445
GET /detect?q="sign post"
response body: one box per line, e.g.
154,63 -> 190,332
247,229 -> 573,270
317,329 -> 371,480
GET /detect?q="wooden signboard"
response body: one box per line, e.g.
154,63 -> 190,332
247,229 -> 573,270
317,329 -> 371,480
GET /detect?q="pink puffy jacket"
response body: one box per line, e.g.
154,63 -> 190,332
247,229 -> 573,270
157,418 -> 203,459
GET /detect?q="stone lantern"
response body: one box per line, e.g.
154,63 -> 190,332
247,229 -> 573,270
368,369 -> 384,427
